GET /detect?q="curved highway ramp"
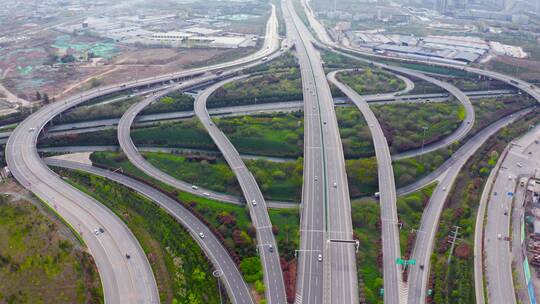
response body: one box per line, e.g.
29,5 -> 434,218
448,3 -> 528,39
45,158 -> 254,304
194,77 -> 287,304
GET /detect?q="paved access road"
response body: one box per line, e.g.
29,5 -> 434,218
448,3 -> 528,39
283,1 -> 358,304
6,98 -> 160,303
45,158 -> 254,304
484,125 -> 540,304
195,77 -> 287,304
328,70 -> 406,303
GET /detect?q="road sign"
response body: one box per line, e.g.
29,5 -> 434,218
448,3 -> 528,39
396,258 -> 416,265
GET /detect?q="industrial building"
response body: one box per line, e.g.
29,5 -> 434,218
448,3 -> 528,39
349,32 -> 526,64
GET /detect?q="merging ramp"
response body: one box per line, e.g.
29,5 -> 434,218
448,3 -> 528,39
194,77 -> 287,304
46,158 -> 254,304
328,70 -> 405,304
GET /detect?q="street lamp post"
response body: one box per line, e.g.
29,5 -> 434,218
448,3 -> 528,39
212,269 -> 223,304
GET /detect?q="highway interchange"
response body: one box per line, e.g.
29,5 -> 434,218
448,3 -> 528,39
4,0 -> 540,303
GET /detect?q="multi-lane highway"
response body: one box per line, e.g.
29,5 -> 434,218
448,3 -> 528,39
483,125 -> 540,304
45,158 -> 254,304
299,4 -> 540,303
409,110 -> 536,304
195,77 -> 287,303
328,70 -> 406,303
284,1 -> 358,304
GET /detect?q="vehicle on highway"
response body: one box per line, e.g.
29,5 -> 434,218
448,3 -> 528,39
125,253 -> 131,259
94,228 -> 105,235
314,176 -> 318,181
374,192 -> 380,198
203,192 -> 210,197
442,187 -> 446,191
318,254 -> 323,262
517,162 -> 523,168
262,56 -> 268,61
269,245 -> 273,252
199,232 -> 205,239
498,233 -> 502,240
28,127 -> 35,132
252,199 -> 257,206
191,185 -> 198,190
333,182 -> 337,188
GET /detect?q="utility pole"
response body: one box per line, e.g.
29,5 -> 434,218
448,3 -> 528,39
420,126 -> 428,160
447,225 -> 461,265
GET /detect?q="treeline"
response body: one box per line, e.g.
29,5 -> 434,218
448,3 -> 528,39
429,108 -> 540,303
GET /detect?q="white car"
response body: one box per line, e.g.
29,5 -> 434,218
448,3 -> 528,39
252,199 -> 257,206
203,192 -> 210,197
333,182 -> 337,188
497,233 -> 502,240
318,254 -> 323,262
199,232 -> 205,239
516,162 -> 523,168
442,187 -> 446,191
314,176 -> 318,181
191,185 -> 199,190
28,127 -> 36,132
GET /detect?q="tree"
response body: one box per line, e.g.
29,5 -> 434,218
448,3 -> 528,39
60,54 -> 76,63
35,91 -> 41,100
43,93 -> 50,104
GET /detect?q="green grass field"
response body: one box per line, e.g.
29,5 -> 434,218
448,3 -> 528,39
337,69 -> 406,95
91,151 -> 303,201
0,194 -> 102,304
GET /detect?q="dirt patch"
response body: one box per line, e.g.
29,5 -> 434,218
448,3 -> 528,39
1,28 -> 257,100
48,152 -> 92,165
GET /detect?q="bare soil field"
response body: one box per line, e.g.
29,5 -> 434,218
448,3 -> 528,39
0,29 -> 257,100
